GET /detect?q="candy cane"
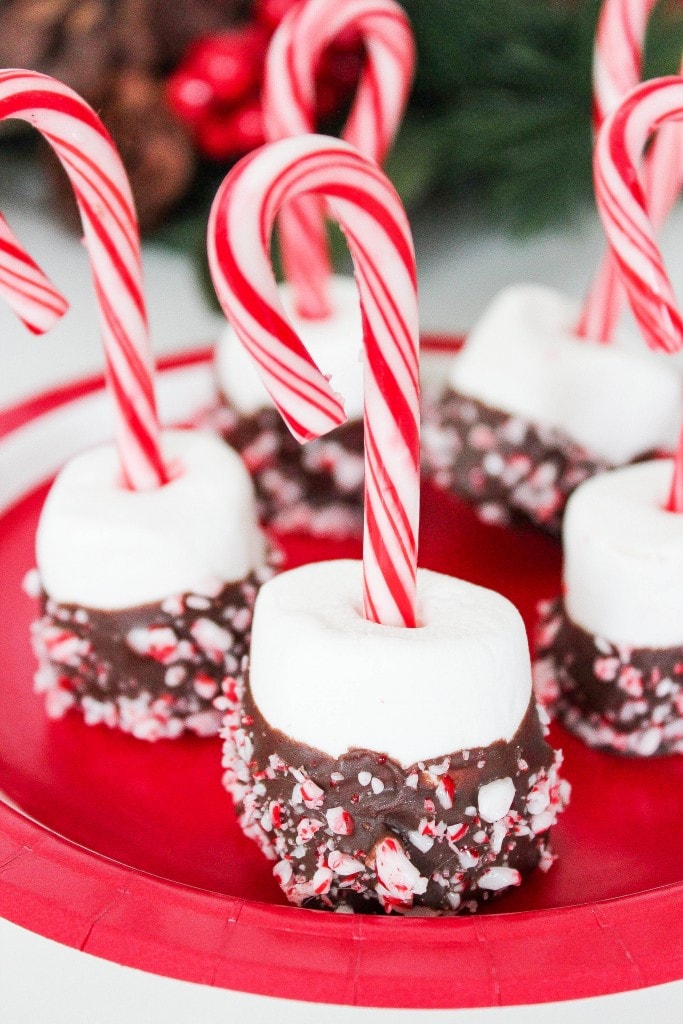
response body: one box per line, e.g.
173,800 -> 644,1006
263,0 -> 415,320
0,213 -> 69,334
577,0 -> 683,342
594,75 -> 683,509
208,135 -> 419,627
0,69 -> 166,490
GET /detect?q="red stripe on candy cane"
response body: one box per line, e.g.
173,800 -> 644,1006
592,0 -> 654,126
0,69 -> 165,490
46,135 -> 143,282
211,198 -> 346,440
594,75 -> 683,510
0,80 -> 112,138
208,135 -> 420,628
577,0 -> 683,343
263,0 -> 415,320
0,213 -> 68,334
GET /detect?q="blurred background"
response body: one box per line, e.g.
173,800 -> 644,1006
0,0 -> 682,403
1,1 -> 681,242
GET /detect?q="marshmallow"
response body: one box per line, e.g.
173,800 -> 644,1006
449,284 -> 681,464
37,429 -> 265,609
248,560 -> 532,767
563,459 -> 683,648
216,275 -> 364,419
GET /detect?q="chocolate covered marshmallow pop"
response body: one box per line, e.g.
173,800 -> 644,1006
0,70 -> 269,740
208,134 -> 569,913
535,76 -> 683,757
422,0 -> 682,535
205,0 -> 415,537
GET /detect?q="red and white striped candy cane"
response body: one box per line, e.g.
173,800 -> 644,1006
208,135 -> 420,627
0,69 -> 167,490
594,75 -> 683,509
263,0 -> 415,320
577,0 -> 683,342
0,213 -> 68,334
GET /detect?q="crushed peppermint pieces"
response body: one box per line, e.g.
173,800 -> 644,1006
326,807 -> 355,835
534,598 -> 683,757
29,568 -> 270,741
422,390 -> 615,535
198,399 -> 365,538
478,777 -> 515,823
221,688 -> 569,915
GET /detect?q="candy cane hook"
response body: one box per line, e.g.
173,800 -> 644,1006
208,135 -> 420,627
577,0 -> 683,342
594,75 -> 683,509
0,212 -> 68,334
0,69 -> 166,490
263,0 -> 415,320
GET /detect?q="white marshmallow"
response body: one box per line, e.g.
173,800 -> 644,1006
37,429 -> 265,609
449,284 -> 681,464
563,459 -> 683,648
216,275 -> 364,419
249,560 -> 532,767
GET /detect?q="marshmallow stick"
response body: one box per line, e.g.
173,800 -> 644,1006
0,212 -> 68,334
594,75 -> 683,509
208,135 -> 420,627
0,69 -> 167,490
263,0 -> 415,320
577,0 -> 683,342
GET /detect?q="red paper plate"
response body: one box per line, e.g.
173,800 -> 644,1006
0,345 -> 681,1010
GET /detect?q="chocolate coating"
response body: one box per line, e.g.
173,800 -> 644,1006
534,598 -> 683,757
30,569 -> 269,741
421,388 -> 614,535
222,684 -> 569,914
200,397 -> 364,537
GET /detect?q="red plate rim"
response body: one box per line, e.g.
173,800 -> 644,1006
0,340 -> 681,1011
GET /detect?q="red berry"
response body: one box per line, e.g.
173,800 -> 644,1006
165,69 -> 214,126
197,96 -> 265,160
255,0 -> 301,32
186,27 -> 268,105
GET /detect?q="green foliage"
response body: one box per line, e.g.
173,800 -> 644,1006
156,0 -> 683,296
392,0 -> 683,233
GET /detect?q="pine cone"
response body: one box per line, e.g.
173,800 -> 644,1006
1,0 -> 244,234
145,0 -> 247,69
0,0 -> 115,104
103,70 -> 198,231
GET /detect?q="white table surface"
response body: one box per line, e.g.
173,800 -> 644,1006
0,171 -> 681,1023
